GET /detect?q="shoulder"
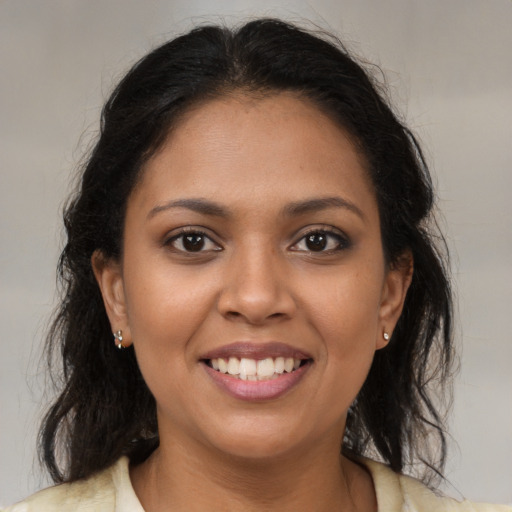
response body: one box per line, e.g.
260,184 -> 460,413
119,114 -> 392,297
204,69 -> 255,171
360,458 -> 512,512
1,457 -> 140,512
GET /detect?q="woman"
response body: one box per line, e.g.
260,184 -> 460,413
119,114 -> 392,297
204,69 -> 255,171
4,18 -> 510,511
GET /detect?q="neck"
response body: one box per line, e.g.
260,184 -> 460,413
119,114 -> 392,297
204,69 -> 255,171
130,433 -> 376,512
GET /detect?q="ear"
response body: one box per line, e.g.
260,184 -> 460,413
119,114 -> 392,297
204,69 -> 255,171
377,251 -> 413,350
91,250 -> 132,348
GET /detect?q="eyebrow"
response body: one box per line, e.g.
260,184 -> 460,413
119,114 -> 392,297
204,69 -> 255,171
147,196 -> 365,221
282,196 -> 365,221
147,198 -> 231,220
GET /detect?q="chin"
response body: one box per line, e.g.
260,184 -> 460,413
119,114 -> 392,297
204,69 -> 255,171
202,415 -> 326,463
212,437 -> 299,463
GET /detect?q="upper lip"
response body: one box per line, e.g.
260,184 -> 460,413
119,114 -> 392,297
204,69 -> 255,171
200,342 -> 312,361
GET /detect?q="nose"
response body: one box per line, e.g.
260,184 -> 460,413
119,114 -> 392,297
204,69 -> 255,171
217,243 -> 297,325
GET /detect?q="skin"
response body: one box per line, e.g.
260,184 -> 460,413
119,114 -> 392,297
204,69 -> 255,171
93,93 -> 412,512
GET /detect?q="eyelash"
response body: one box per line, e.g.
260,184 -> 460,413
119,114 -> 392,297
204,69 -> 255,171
164,228 -> 222,254
164,227 -> 350,255
290,228 -> 350,254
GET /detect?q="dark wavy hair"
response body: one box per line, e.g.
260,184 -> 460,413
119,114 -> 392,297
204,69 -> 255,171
40,18 -> 453,485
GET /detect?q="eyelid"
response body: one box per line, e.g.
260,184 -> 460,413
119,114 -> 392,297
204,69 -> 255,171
289,225 -> 351,252
164,226 -> 223,253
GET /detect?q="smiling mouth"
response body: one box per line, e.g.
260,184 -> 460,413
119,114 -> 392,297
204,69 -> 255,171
204,356 -> 312,381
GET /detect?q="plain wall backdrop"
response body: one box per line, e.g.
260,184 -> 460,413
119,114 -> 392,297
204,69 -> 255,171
1,0 -> 511,506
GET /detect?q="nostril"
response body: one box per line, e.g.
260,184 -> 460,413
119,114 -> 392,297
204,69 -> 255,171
224,309 -> 287,324
218,285 -> 297,324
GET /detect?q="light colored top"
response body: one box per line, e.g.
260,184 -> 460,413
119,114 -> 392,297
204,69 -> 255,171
3,456 -> 511,511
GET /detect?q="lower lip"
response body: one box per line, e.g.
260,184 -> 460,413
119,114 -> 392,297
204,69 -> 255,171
202,362 -> 311,402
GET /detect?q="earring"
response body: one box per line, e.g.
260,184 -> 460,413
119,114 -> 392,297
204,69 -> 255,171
383,331 -> 390,341
113,330 -> 125,349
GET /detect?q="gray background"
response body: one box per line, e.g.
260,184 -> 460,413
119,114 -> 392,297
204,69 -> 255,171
1,0 -> 511,506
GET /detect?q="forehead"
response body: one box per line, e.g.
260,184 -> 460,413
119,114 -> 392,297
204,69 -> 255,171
133,92 -> 376,216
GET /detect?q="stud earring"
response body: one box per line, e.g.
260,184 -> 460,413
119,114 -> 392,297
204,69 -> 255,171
383,331 -> 390,341
113,330 -> 125,349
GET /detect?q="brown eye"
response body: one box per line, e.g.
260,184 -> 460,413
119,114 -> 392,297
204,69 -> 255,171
183,233 -> 205,252
305,232 -> 327,251
166,230 -> 221,253
290,229 -> 350,253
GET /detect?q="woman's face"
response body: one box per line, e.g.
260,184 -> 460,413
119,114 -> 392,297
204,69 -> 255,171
95,93 -> 410,460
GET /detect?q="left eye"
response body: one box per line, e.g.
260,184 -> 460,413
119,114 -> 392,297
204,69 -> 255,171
167,231 -> 221,253
290,230 -> 348,252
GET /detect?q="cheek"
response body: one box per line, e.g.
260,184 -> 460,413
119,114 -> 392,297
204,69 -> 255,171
123,270 -> 214,415
307,266 -> 384,394
122,259 -> 218,358
308,266 -> 383,339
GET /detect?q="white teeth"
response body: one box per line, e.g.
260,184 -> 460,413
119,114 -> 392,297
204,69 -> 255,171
257,357 -> 275,377
217,358 -> 228,374
209,356 -> 306,380
227,357 -> 240,375
239,358 -> 257,379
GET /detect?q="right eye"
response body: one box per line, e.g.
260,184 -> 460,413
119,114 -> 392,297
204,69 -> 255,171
165,229 -> 222,253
